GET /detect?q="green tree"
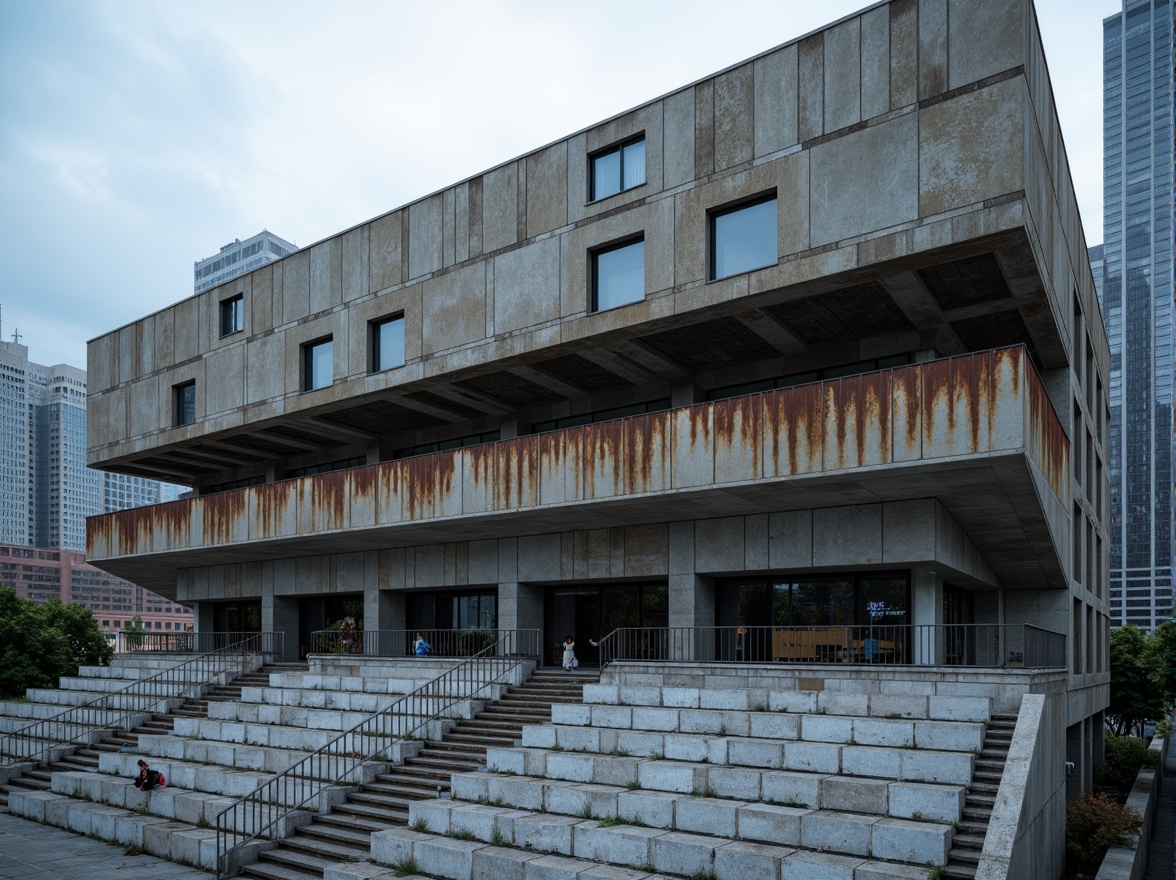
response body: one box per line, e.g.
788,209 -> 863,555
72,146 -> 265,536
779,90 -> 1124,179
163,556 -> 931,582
1107,624 -> 1169,737
0,586 -> 112,699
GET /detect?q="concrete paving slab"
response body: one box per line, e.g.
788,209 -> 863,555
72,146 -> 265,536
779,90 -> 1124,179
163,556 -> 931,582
0,810 -> 210,879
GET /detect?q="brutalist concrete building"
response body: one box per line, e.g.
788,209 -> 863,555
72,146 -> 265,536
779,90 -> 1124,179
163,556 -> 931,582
86,0 -> 1108,872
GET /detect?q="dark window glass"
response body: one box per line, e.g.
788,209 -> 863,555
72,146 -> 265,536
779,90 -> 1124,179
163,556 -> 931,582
711,196 -> 778,280
173,381 -> 195,427
220,295 -> 244,336
303,338 -> 333,391
593,239 -> 644,311
371,315 -> 405,372
590,137 -> 646,200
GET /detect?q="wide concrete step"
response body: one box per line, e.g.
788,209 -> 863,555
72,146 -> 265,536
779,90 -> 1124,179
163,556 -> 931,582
373,819 -> 945,878
552,703 -> 986,751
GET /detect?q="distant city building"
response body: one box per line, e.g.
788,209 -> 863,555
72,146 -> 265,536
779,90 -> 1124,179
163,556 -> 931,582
0,543 -> 191,636
0,339 -> 192,637
194,230 -> 297,294
1097,0 -> 1175,631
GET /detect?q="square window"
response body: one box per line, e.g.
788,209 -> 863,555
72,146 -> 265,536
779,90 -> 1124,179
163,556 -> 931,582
590,136 -> 646,201
173,381 -> 195,427
371,315 -> 406,373
219,294 -> 244,336
593,238 -> 645,312
710,196 -> 778,280
302,337 -> 333,391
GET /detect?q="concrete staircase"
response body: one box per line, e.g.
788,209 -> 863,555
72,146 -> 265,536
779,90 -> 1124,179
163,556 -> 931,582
356,680 -> 1015,880
943,713 -> 1017,880
0,664 -> 291,810
4,654 -> 532,871
240,668 -> 598,880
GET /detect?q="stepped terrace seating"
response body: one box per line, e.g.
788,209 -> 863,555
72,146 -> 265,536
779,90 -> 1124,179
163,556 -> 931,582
7,654 -> 522,871
360,679 -> 1005,880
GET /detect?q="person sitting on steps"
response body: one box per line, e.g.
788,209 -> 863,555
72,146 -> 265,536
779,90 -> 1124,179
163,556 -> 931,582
133,759 -> 164,791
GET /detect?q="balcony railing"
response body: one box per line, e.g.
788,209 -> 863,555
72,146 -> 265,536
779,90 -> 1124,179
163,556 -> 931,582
117,631 -> 284,657
308,628 -> 539,659
597,624 -> 1066,669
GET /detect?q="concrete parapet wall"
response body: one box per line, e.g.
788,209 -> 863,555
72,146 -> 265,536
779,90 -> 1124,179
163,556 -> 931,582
975,691 -> 1067,880
1094,732 -> 1168,880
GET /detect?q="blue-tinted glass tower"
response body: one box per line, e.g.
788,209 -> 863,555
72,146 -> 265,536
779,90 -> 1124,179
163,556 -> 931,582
1100,0 -> 1175,630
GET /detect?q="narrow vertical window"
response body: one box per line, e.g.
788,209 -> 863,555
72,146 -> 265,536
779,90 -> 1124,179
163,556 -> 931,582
371,315 -> 406,373
173,381 -> 196,427
590,136 -> 646,201
302,337 -> 333,391
219,294 -> 244,336
710,195 -> 778,280
592,238 -> 645,312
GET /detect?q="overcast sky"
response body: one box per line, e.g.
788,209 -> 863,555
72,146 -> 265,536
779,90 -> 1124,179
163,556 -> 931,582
0,0 -> 1119,370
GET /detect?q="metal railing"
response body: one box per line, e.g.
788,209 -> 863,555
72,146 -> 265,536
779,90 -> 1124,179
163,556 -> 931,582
308,627 -> 535,658
0,635 -> 264,768
118,631 -> 284,656
597,624 -> 1067,669
215,628 -> 540,877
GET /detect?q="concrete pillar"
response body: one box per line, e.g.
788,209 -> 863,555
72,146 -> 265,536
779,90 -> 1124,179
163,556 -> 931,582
262,594 -> 299,662
194,602 -> 215,633
1065,721 -> 1083,800
365,589 -> 406,655
671,381 -> 698,408
499,582 -> 543,654
911,569 -> 943,665
668,573 -> 714,661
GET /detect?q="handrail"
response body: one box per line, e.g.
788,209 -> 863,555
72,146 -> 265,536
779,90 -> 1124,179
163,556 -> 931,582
118,631 -> 284,656
309,627 -> 517,658
215,628 -> 540,877
0,634 -> 264,768
597,623 -> 1068,669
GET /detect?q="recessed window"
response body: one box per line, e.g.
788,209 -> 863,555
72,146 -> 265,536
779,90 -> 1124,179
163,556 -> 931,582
371,315 -> 406,373
302,337 -> 333,391
173,381 -> 195,427
710,195 -> 778,280
592,238 -> 645,312
590,136 -> 645,201
219,294 -> 244,336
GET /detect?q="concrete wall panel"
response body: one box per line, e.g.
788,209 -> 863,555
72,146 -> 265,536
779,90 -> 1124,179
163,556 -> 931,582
919,77 -> 1025,218
310,237 -> 342,314
369,213 -> 403,292
281,251 -> 311,326
204,345 -> 245,417
824,17 -> 862,132
714,64 -> 754,171
527,144 -> 568,239
493,237 -> 560,334
663,89 -> 695,189
753,45 -> 798,157
409,195 -> 443,280
423,264 -> 487,356
482,164 -> 519,254
811,113 -> 919,246
949,0 -> 1025,89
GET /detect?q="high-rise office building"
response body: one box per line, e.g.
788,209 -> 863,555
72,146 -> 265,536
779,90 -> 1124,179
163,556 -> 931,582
0,340 -> 188,551
1098,0 -> 1175,630
194,230 -> 296,294
0,339 -> 192,636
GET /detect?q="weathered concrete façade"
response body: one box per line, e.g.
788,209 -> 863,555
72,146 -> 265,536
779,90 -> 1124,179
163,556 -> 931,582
85,1 -> 1108,875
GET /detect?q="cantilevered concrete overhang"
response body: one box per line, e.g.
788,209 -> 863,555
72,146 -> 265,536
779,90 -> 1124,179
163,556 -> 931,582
89,346 -> 1068,600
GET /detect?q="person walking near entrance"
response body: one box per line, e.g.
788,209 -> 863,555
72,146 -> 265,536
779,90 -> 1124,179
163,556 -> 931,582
561,635 -> 577,670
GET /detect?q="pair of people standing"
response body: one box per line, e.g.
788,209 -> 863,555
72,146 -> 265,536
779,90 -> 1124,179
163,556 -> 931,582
561,635 -> 597,670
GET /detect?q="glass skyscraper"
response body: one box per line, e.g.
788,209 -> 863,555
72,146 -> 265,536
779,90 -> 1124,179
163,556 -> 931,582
1099,0 -> 1175,630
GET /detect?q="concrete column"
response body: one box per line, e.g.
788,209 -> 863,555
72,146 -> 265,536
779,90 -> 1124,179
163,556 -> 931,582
1065,721 -> 1084,800
668,573 -> 714,661
911,569 -> 943,665
194,602 -> 215,633
499,582 -> 543,653
671,381 -> 698,408
365,589 -> 406,655
262,594 -> 299,662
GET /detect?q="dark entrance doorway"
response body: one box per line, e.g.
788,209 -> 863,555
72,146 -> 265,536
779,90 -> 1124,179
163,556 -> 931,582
545,583 -> 667,667
299,594 -> 363,658
213,600 -> 261,633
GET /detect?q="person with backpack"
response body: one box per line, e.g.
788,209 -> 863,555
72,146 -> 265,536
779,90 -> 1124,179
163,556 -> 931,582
133,759 -> 165,791
414,632 -> 431,656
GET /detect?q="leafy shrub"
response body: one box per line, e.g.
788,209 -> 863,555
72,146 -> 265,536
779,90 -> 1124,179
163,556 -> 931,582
0,587 -> 112,698
1098,734 -> 1160,792
1066,792 -> 1143,867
